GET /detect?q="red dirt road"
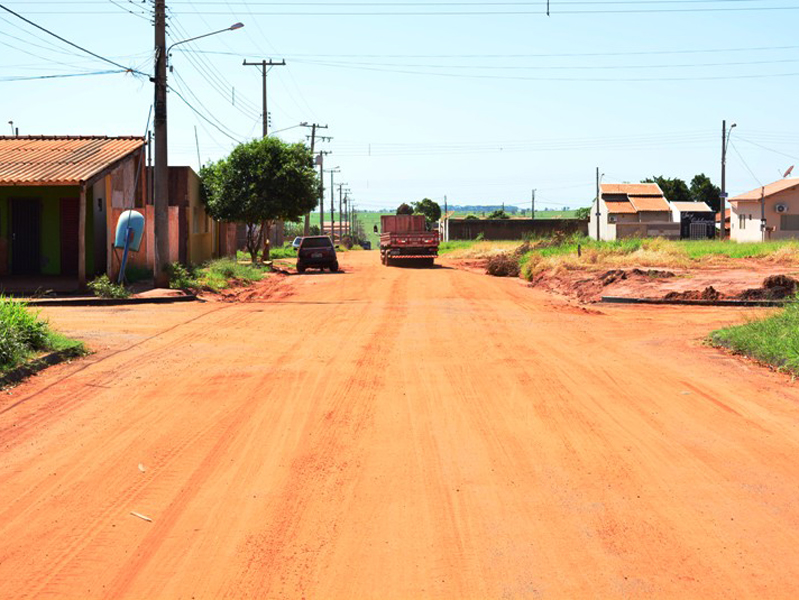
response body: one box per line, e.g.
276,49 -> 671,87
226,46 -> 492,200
2,252 -> 799,599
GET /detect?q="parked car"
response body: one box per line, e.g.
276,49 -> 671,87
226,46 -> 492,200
361,240 -> 372,250
292,236 -> 303,251
297,236 -> 338,273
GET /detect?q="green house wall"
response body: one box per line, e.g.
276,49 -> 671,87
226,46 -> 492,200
0,185 -> 95,276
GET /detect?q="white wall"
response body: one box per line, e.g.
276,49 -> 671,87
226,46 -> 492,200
730,202 -> 762,242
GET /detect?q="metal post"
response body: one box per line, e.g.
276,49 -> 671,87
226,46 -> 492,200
720,120 -> 726,240
595,167 -> 600,240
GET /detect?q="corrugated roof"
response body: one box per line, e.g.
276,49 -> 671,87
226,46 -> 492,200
729,178 -> 799,203
601,183 -> 663,196
604,200 -> 637,214
671,201 -> 713,212
628,195 -> 670,212
0,136 -> 144,186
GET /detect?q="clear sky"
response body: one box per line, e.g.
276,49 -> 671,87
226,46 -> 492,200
2,0 -> 798,212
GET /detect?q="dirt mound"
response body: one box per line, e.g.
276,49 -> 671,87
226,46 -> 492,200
600,268 -> 675,285
664,286 -> 722,301
208,274 -> 294,303
486,253 -> 520,277
738,274 -> 799,300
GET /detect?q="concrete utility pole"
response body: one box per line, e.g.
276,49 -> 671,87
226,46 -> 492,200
317,151 -> 331,234
153,0 -> 169,287
242,59 -> 286,137
330,169 -> 337,239
595,167 -> 600,241
337,183 -> 348,242
531,189 -> 536,220
720,120 -> 736,240
302,122 -> 328,235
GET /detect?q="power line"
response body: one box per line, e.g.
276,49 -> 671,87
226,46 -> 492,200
729,141 -> 763,187
167,83 -> 244,142
736,136 -> 799,161
0,2 -> 149,76
0,69 -> 128,81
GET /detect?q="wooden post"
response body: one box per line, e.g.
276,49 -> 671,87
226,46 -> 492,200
78,185 -> 87,287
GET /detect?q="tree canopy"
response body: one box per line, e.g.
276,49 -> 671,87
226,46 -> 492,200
643,176 -> 691,205
690,173 -> 722,212
413,198 -> 442,223
201,137 -> 318,261
396,203 -> 413,215
487,209 -> 511,219
642,174 -> 721,212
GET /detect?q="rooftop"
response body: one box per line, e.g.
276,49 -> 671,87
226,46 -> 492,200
729,178 -> 799,203
601,183 -> 663,197
0,136 -> 144,186
671,201 -> 713,212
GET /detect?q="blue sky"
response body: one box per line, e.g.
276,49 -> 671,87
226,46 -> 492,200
2,0 -> 798,212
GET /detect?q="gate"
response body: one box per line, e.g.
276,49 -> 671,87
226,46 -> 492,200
60,197 -> 79,275
689,222 -> 712,240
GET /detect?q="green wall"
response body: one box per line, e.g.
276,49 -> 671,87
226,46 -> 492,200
0,185 -> 95,276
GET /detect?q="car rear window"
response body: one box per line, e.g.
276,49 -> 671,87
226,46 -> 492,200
301,237 -> 333,248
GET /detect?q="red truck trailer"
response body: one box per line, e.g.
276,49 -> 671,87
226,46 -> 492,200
379,215 -> 439,266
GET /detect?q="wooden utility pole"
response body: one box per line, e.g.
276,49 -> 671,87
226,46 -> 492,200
242,59 -> 286,137
531,189 -> 536,220
153,0 -> 169,286
595,167 -> 600,241
720,120 -> 735,240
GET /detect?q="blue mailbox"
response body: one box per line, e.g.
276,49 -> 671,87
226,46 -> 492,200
114,210 -> 145,251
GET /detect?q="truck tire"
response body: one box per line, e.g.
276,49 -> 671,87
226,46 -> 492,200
297,262 -> 306,273
330,261 -> 339,272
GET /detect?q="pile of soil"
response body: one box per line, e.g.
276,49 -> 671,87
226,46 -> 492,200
600,269 -> 674,285
664,286 -> 722,301
738,274 -> 799,300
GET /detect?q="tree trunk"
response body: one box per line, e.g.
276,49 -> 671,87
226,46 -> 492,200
262,220 -> 272,262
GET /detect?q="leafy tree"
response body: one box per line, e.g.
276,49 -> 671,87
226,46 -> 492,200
396,203 -> 413,215
487,209 -> 510,219
201,137 -> 318,262
642,176 -> 691,204
464,214 -> 479,220
412,198 -> 442,223
690,173 -> 721,212
574,207 -> 591,220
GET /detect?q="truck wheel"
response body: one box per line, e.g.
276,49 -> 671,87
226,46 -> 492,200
425,257 -> 435,267
330,261 -> 339,272
297,262 -> 306,273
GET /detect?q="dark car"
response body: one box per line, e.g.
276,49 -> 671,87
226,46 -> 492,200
297,236 -> 338,273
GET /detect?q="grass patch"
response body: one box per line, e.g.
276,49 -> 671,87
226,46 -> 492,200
169,258 -> 267,292
88,275 -> 131,299
0,297 -> 85,374
708,299 -> 799,375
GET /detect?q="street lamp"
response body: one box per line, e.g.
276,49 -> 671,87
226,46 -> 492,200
152,20 -> 244,287
720,120 -> 736,240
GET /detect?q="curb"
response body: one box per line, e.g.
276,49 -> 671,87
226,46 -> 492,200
0,346 -> 86,389
601,296 -> 787,307
21,294 -> 198,307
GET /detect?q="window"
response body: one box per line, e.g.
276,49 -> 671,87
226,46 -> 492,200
780,214 -> 799,231
739,214 -> 746,229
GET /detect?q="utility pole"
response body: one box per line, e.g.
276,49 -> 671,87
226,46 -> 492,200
242,59 -> 286,137
330,170 -> 336,240
595,167 -> 600,241
337,183 -> 348,242
153,0 -> 169,287
531,189 -> 536,220
720,120 -> 736,240
301,122 -> 328,235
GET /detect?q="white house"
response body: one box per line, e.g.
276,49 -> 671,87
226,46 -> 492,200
729,178 -> 799,242
589,183 -> 678,241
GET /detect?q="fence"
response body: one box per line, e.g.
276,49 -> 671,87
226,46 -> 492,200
446,218 -> 588,241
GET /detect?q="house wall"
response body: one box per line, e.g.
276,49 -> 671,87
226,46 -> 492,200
616,222 -> 681,239
638,211 -> 672,223
447,218 -> 588,241
0,185 -> 95,277
731,187 -> 799,242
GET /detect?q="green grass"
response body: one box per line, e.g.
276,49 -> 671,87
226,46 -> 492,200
0,297 -> 85,374
709,300 -> 799,375
169,258 -> 268,292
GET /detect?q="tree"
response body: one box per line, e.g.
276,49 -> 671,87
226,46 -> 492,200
464,214 -> 479,220
487,209 -> 510,219
412,198 -> 442,223
574,207 -> 591,220
642,176 -> 691,204
396,203 -> 413,215
690,173 -> 721,212
201,137 -> 318,262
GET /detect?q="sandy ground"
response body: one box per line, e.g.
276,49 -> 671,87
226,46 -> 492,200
1,251 -> 799,599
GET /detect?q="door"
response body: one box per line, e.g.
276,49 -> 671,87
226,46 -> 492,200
60,197 -> 79,275
11,199 -> 41,275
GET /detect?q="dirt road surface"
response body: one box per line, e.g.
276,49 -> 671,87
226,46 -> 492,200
2,252 -> 799,599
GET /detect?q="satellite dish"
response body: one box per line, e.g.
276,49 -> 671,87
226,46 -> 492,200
784,165 -> 794,178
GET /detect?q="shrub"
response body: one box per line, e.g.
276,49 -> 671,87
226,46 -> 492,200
167,262 -> 197,289
0,297 -> 79,371
88,275 -> 130,299
486,252 -> 521,277
475,232 -> 485,241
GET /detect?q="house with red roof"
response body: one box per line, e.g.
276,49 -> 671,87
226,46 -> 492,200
589,182 -> 680,241
729,177 -> 799,242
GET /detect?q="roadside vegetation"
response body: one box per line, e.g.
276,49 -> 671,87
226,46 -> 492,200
0,297 -> 85,374
440,235 -> 799,278
708,298 -> 799,375
88,275 -> 131,299
168,258 -> 267,292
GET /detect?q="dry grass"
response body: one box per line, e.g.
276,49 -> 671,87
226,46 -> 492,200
439,240 -> 521,260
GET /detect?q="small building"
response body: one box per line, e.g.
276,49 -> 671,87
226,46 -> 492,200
589,183 -> 679,241
670,201 -> 715,239
0,135 -> 146,288
729,178 -> 799,242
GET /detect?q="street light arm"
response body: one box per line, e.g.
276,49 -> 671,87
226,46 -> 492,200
167,23 -> 243,56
